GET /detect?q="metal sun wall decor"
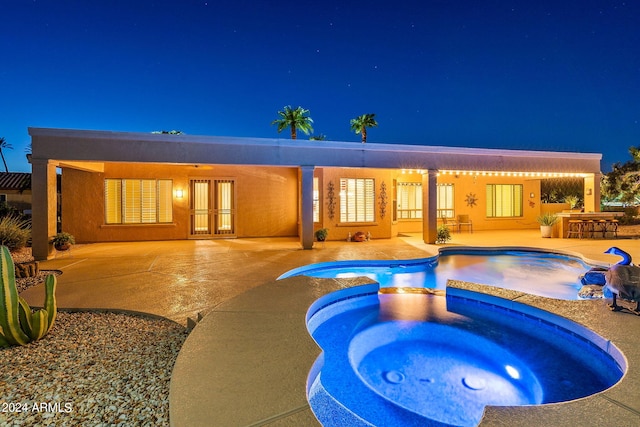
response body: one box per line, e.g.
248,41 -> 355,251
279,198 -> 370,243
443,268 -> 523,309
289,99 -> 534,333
465,193 -> 478,207
327,181 -> 336,220
379,181 -> 388,218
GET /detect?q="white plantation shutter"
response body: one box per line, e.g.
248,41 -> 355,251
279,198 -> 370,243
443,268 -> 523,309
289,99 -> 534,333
398,183 -> 422,219
436,184 -> 454,218
104,179 -> 173,224
313,177 -> 319,222
340,178 -> 375,222
157,180 -> 173,223
141,180 -> 156,223
104,179 -> 122,224
123,180 -> 141,223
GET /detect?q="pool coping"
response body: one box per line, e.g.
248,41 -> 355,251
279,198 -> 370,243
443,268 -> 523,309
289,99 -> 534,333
170,248 -> 640,426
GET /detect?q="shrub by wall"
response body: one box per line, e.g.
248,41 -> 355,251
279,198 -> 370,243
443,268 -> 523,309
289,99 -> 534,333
0,215 -> 31,252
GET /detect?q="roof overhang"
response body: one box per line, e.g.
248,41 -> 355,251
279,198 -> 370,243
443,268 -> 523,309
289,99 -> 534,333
28,127 -> 602,174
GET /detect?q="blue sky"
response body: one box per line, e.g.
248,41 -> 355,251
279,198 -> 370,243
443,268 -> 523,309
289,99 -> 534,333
1,0 -> 638,172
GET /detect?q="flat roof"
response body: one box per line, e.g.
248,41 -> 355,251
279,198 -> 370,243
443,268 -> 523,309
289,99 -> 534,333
29,127 -> 602,173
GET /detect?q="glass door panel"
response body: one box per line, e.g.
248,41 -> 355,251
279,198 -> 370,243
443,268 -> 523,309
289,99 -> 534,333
190,180 -> 211,236
214,180 -> 235,235
189,178 -> 236,237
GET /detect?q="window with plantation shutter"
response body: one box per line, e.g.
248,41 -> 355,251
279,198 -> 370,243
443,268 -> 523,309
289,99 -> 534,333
437,184 -> 454,219
123,179 -> 141,223
397,182 -> 422,219
313,177 -> 320,222
157,180 -> 173,223
104,179 -> 173,224
339,178 -> 375,222
104,179 -> 122,224
486,184 -> 522,217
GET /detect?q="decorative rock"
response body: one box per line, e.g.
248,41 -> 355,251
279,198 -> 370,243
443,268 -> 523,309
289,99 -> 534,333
14,260 -> 40,278
0,312 -> 187,426
352,231 -> 367,242
578,285 -> 604,299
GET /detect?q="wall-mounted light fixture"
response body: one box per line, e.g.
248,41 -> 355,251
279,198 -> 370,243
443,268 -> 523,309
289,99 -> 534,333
529,192 -> 535,198
587,188 -> 593,196
175,189 -> 184,199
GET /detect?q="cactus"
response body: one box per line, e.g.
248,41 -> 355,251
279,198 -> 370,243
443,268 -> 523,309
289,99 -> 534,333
0,245 -> 57,347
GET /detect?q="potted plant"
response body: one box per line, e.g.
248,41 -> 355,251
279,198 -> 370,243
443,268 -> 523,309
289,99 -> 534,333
51,232 -> 75,251
314,228 -> 328,242
536,213 -> 559,238
436,225 -> 452,244
564,195 -> 580,211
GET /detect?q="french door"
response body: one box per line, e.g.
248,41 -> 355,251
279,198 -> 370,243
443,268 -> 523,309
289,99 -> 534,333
189,179 -> 236,237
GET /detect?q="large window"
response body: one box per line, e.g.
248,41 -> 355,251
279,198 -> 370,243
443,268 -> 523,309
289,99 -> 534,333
105,179 -> 173,224
313,177 -> 320,222
437,184 -> 455,219
397,182 -> 422,219
486,184 -> 523,217
340,178 -> 375,222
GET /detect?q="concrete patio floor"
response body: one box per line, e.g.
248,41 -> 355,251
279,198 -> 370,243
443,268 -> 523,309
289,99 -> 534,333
20,230 -> 640,426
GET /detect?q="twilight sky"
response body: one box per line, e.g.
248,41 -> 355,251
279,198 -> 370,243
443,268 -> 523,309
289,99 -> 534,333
1,0 -> 638,172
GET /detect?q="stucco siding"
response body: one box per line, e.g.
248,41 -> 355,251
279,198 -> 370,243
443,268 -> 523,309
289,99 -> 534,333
62,163 -> 298,243
436,174 -> 541,231
317,168 -> 395,241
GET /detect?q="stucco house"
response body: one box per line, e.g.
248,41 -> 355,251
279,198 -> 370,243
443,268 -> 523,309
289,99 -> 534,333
0,172 -> 32,215
28,128 -> 602,260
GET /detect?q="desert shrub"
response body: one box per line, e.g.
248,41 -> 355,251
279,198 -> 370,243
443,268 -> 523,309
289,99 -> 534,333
0,202 -> 25,220
0,215 -> 31,251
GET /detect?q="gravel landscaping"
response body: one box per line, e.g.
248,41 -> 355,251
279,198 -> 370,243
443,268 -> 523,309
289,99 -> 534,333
2,248 -> 188,426
0,311 -> 187,426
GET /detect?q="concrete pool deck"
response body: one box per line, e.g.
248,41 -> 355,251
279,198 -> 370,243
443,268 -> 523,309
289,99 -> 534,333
21,230 -> 640,426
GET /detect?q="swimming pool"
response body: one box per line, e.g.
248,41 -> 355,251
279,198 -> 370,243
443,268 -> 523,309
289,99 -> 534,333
279,247 -> 601,300
306,285 -> 625,426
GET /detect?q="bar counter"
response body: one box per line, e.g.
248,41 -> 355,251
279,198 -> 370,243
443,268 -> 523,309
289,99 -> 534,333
556,211 -> 623,239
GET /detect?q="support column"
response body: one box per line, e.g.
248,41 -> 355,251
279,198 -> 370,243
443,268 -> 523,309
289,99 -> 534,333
300,166 -> 315,249
31,159 -> 58,260
422,169 -> 437,244
583,173 -> 601,212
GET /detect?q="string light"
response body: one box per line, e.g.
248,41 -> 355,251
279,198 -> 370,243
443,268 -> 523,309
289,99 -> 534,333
436,170 -> 588,178
395,169 -> 590,177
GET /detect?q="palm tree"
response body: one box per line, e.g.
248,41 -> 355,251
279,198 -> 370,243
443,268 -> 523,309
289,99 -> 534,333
271,106 -> 314,140
0,137 -> 13,172
309,133 -> 327,141
151,130 -> 184,134
350,113 -> 378,143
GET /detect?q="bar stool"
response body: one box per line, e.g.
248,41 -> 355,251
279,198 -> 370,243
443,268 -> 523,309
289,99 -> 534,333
607,219 -> 619,238
582,220 -> 595,238
566,220 -> 584,238
595,220 -> 608,238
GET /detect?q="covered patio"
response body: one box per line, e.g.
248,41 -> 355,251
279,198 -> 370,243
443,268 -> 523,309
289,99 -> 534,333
29,128 -> 603,260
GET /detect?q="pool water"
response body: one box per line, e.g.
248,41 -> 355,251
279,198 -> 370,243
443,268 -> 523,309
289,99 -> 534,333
279,249 -> 596,300
306,287 -> 624,426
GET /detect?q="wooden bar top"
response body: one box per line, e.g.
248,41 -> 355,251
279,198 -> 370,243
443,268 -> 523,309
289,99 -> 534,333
557,211 -> 623,218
